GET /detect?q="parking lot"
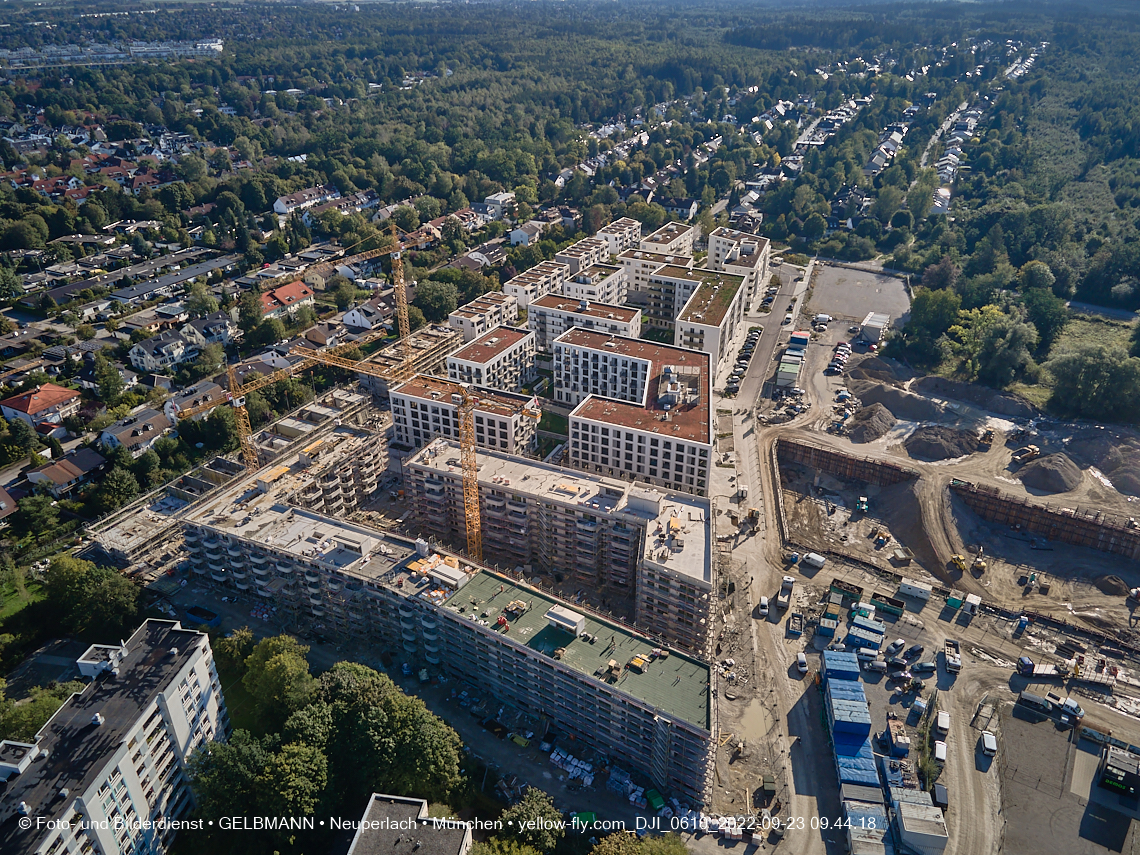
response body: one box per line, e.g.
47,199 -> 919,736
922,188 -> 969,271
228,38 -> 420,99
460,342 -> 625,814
1001,713 -> 1139,854
807,265 -> 911,327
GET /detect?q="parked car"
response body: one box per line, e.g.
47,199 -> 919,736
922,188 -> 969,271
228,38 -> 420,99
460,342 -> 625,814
913,661 -> 938,673
886,638 -> 906,656
887,656 -> 908,669
796,652 -> 809,674
905,644 -> 925,659
758,596 -> 769,617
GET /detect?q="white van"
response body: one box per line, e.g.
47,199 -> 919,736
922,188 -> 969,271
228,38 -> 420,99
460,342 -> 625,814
856,648 -> 879,661
802,552 -> 827,570
981,731 -> 998,757
934,740 -> 948,763
936,710 -> 950,736
864,660 -> 888,673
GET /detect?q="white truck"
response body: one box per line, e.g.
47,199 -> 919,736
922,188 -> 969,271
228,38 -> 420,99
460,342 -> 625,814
944,639 -> 962,674
776,576 -> 795,610
802,552 -> 827,570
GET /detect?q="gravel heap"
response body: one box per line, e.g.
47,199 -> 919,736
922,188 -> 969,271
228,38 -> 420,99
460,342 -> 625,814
1018,453 -> 1083,494
847,403 -> 897,443
904,426 -> 981,461
847,380 -> 949,422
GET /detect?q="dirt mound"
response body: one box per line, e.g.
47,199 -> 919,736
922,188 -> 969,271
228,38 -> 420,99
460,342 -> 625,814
847,380 -> 949,422
1018,453 -> 1083,494
1066,432 -> 1140,497
911,376 -> 1040,418
1094,575 -> 1131,596
904,426 -> 980,461
847,403 -> 897,443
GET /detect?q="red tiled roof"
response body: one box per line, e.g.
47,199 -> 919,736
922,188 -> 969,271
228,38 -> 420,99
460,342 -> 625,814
259,280 -> 314,314
0,382 -> 80,415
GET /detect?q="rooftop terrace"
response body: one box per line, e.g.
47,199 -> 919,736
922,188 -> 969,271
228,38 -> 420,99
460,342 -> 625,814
677,270 -> 746,326
442,569 -> 711,729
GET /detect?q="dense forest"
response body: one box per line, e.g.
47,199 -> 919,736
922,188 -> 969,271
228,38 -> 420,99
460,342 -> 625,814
4,0 -> 1140,420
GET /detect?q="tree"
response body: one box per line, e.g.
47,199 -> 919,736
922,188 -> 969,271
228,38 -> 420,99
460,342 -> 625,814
76,324 -> 95,341
909,288 -> 961,339
0,681 -> 86,742
7,417 -> 39,454
871,186 -> 904,225
12,495 -> 58,538
587,834 -> 646,855
0,266 -> 20,299
1047,344 -> 1140,423
258,742 -> 329,821
471,841 -> 540,855
501,789 -> 564,853
331,277 -> 357,310
922,256 -> 961,291
392,206 -> 421,231
188,730 -> 274,822
250,317 -> 288,348
94,351 -> 125,404
1018,260 -> 1056,292
407,305 -> 428,331
1022,287 -> 1068,352
195,343 -> 226,376
42,555 -> 139,637
975,316 -> 1038,388
801,213 -> 827,241
414,280 -> 459,322
94,467 -> 140,515
238,290 -> 264,332
293,305 -> 318,329
215,627 -> 255,673
186,281 -> 220,317
243,635 -> 318,732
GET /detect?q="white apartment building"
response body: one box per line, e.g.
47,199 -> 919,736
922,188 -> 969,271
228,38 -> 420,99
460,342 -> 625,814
553,330 -> 713,497
560,262 -> 627,305
674,269 -> 748,372
554,236 -> 609,274
446,326 -> 536,392
0,620 -> 228,855
447,291 -> 519,342
483,192 -> 515,219
620,249 -> 693,324
706,226 -> 771,303
502,260 -> 569,308
528,294 -> 642,351
390,375 -> 540,454
595,216 -> 642,255
128,329 -> 198,372
640,222 -> 697,256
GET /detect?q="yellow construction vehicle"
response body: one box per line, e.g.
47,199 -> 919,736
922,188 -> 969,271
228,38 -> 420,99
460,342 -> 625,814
971,548 -> 987,575
951,554 -> 968,572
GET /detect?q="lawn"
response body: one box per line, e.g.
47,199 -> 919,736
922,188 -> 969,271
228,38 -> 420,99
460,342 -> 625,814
539,411 -> 569,436
213,656 -> 263,736
0,578 -> 44,622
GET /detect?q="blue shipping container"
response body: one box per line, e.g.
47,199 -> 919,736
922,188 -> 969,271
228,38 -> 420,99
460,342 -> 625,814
847,626 -> 882,649
833,734 -> 875,761
853,615 -> 886,635
827,683 -> 867,703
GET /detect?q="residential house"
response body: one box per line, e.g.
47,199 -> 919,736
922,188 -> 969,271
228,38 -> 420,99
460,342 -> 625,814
446,326 -> 536,392
99,409 -> 173,458
27,448 -> 108,497
509,222 -> 543,246
483,192 -> 516,220
343,300 -> 391,331
0,382 -> 81,428
655,198 -> 700,220
259,281 -> 315,320
181,309 -> 239,347
273,184 -> 340,215
128,330 -> 199,373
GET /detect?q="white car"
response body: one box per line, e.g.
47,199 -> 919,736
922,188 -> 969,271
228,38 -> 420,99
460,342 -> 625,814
796,652 -> 809,674
758,596 -> 769,617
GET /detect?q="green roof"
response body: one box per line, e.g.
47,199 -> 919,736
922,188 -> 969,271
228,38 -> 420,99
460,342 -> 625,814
443,570 -> 711,730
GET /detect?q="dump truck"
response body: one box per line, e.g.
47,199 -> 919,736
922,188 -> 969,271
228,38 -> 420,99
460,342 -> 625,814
1012,445 -> 1041,464
856,496 -> 869,513
979,428 -> 995,448
776,575 -> 795,610
944,639 -> 962,674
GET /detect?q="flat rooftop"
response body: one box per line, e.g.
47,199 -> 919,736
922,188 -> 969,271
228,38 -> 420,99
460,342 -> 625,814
556,329 -> 710,445
450,326 -> 531,365
619,249 -> 692,267
531,294 -> 639,323
393,375 -> 538,419
348,795 -> 467,855
441,569 -> 711,729
0,621 -> 205,853
573,262 -> 622,285
643,222 -> 694,246
677,269 -> 746,326
557,237 -> 606,258
410,438 -> 710,585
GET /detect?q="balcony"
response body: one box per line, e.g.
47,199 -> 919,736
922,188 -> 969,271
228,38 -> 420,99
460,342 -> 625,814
183,530 -> 200,544
227,545 -> 242,558
401,628 -> 417,643
210,571 -> 227,583
402,639 -> 417,654
276,563 -> 294,576
253,566 -> 272,578
257,586 -> 274,598
235,581 -> 251,591
250,553 -> 270,565
304,571 -> 320,584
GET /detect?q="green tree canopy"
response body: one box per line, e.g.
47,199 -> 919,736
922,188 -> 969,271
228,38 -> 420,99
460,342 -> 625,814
414,280 -> 460,322
500,788 -> 564,853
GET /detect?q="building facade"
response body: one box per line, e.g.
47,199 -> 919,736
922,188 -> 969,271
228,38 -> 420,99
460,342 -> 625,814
706,227 -> 771,303
446,326 -> 536,392
390,375 -> 540,454
0,382 -> 81,427
0,620 -> 228,855
595,216 -> 642,256
552,330 -> 712,498
502,260 -> 569,308
447,292 -> 520,342
527,295 -> 642,352
640,222 -> 696,256
559,263 -> 627,305
673,270 -> 748,372
554,236 -> 609,275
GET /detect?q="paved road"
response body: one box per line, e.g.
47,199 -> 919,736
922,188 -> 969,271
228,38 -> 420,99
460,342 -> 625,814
1067,300 -> 1137,322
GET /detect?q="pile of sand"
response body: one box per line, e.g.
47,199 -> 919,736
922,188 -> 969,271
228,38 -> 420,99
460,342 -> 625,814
1095,575 -> 1131,596
911,376 -> 1040,418
1018,453 -> 1083,494
847,403 -> 897,443
1066,433 -> 1140,497
904,426 -> 981,461
847,380 -> 949,422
